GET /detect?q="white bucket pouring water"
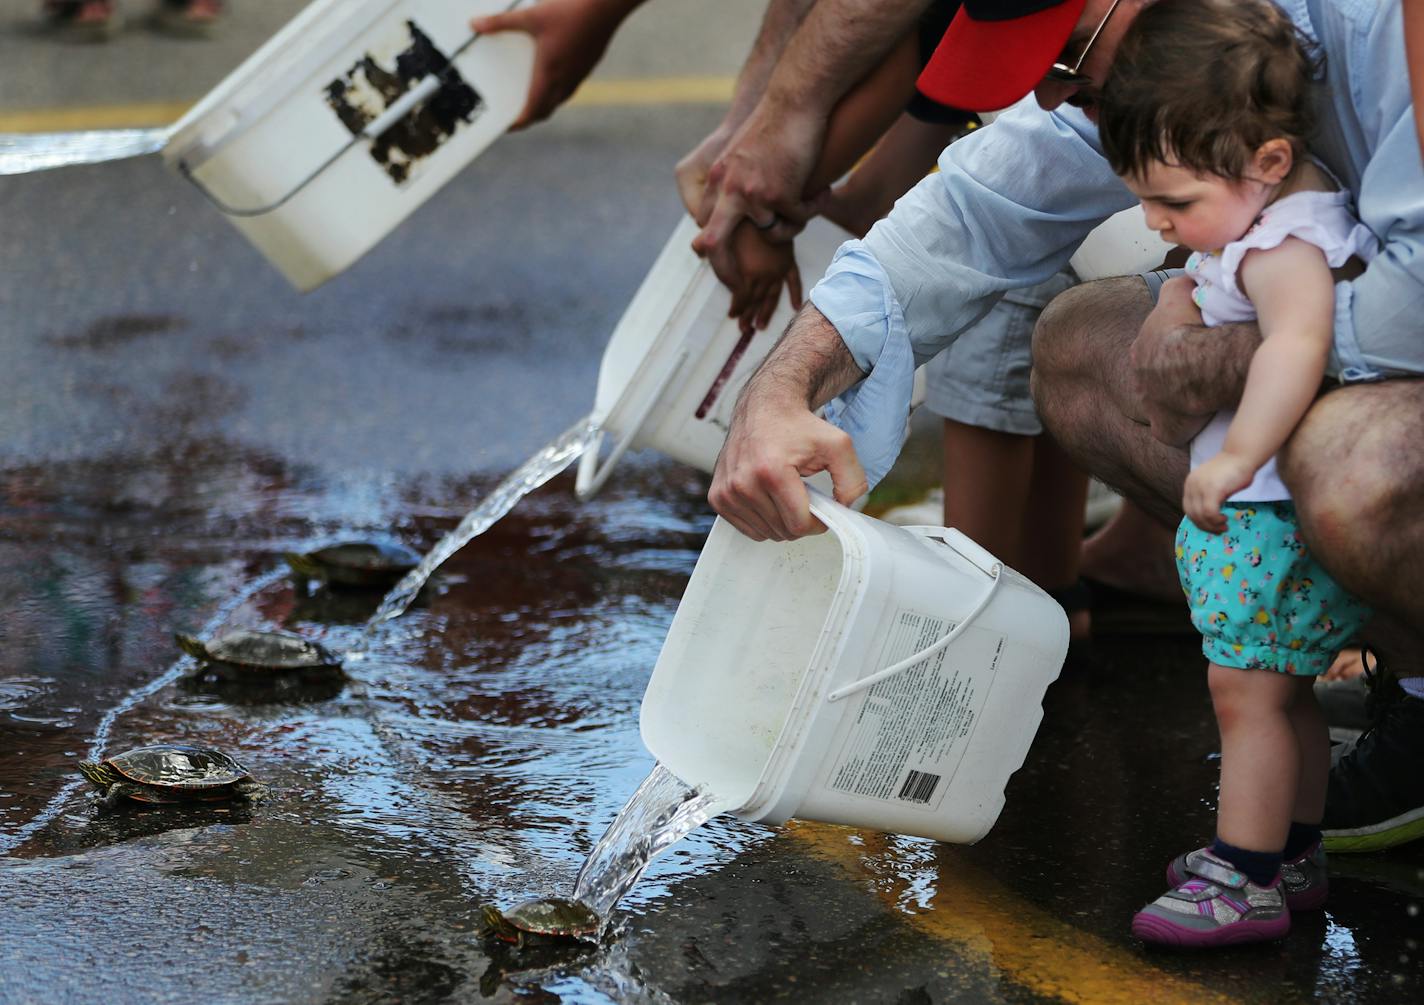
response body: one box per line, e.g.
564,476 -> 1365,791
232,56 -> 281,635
640,490 -> 1068,845
576,215 -> 863,500
0,0 -> 533,291
162,0 -> 533,291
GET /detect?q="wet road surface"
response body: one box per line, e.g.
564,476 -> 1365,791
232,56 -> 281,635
4,5 -> 1424,1003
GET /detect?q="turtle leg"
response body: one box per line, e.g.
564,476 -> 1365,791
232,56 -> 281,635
96,782 -> 140,812
233,780 -> 269,804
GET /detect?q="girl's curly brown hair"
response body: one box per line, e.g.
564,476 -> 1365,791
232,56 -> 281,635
1098,0 -> 1323,181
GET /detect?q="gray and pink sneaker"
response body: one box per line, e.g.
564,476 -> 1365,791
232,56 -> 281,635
1133,848 -> 1289,947
1167,840 -> 1327,911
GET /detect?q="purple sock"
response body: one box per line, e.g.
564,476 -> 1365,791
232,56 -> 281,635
1210,838 -> 1283,887
1283,822 -> 1322,861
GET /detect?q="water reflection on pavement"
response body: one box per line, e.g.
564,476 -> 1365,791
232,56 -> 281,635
4,440 -> 1423,1003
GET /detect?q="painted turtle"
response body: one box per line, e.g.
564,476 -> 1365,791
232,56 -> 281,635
175,629 -> 342,678
479,897 -> 601,947
284,541 -> 421,589
77,744 -> 265,810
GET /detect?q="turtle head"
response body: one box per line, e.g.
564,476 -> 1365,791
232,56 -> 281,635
76,760 -> 116,791
283,552 -> 325,581
479,905 -> 520,944
174,633 -> 210,661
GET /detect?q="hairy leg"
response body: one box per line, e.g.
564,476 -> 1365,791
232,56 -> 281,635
1282,380 -> 1424,673
1030,278 -> 1190,527
1209,663 -> 1301,852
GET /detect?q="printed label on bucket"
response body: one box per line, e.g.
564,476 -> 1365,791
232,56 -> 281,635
827,610 -> 1004,810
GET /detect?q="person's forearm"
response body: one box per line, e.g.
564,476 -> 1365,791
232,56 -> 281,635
759,0 -> 933,125
831,114 -> 968,233
1221,334 -> 1329,472
740,304 -> 866,414
722,0 -> 819,130
801,32 -> 920,198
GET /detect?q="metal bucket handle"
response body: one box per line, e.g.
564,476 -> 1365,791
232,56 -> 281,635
825,523 -> 1003,703
178,1 -> 523,218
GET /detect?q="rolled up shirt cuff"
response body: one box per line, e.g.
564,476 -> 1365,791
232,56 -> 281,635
809,243 -> 917,490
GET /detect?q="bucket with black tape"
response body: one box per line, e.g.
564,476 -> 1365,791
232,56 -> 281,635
640,490 -> 1068,844
162,0 -> 534,291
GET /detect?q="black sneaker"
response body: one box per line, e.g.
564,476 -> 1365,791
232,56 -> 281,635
1322,657 -> 1424,853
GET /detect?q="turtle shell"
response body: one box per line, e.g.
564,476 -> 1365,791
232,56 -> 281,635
104,744 -> 251,791
286,541 -> 421,588
501,898 -> 601,938
182,629 -> 341,672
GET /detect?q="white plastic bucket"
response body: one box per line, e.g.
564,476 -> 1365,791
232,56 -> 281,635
162,0 -> 534,292
640,491 -> 1068,844
575,215 -> 856,500
1070,205 -> 1165,282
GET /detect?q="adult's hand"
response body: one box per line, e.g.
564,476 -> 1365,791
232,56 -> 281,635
692,102 -> 827,258
471,0 -> 640,131
709,306 -> 868,541
710,390 -> 866,541
1130,275 -> 1218,446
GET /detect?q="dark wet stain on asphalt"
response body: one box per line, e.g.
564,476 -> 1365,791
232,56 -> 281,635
45,313 -> 185,350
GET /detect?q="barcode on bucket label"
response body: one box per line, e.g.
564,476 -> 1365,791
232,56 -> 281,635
827,610 -> 1004,809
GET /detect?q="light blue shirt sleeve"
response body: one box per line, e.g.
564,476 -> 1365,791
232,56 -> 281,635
808,97 -> 1135,487
810,244 -> 915,489
1310,0 -> 1424,381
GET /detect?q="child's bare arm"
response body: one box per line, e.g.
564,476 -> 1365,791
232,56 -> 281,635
1183,237 -> 1335,532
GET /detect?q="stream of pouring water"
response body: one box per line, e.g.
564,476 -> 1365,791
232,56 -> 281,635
573,763 -> 734,918
349,415 -> 600,655
0,129 -> 169,175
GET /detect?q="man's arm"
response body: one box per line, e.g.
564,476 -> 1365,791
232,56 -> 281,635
708,304 -> 867,541
471,0 -> 647,130
676,0 -> 817,217
693,0 -> 934,251
710,101 -> 1135,538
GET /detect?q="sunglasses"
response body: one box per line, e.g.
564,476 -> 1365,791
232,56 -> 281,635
1044,0 -> 1125,87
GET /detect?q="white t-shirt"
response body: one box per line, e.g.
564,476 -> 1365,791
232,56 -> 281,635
1186,186 -> 1379,502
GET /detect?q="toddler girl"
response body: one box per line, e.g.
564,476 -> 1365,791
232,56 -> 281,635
1097,0 -> 1375,947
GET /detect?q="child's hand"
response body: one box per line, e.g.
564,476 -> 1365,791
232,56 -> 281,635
1183,453 -> 1257,533
721,220 -> 803,335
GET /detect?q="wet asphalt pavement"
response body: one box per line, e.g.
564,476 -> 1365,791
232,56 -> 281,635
4,4 -> 1424,1003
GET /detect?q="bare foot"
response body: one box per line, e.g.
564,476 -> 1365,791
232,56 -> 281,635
1322,647 -> 1368,682
1079,499 -> 1181,602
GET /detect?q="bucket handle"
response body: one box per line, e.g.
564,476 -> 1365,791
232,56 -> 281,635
826,530 -> 1004,703
177,1 -> 523,218
574,346 -> 692,500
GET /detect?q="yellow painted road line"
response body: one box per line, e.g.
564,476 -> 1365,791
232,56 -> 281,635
788,821 -> 1236,1005
0,77 -> 736,134
0,101 -> 192,133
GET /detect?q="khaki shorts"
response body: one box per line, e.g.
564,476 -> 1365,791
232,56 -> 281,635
923,270 -> 1078,435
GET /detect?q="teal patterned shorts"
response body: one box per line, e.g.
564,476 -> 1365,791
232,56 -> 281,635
1175,502 -> 1370,676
